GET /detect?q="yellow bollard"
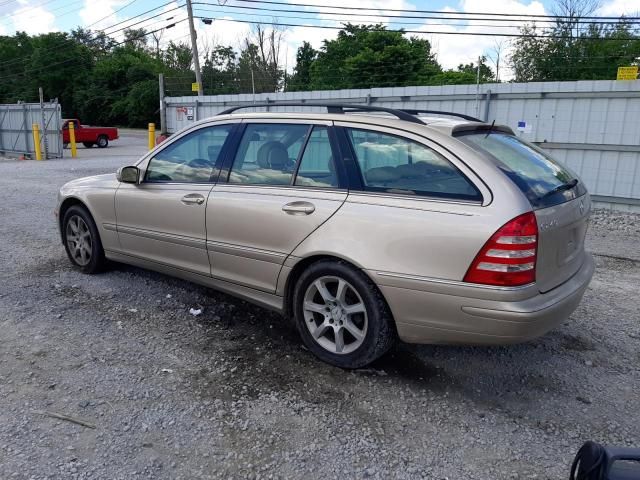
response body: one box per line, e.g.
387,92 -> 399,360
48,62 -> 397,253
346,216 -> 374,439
148,123 -> 155,150
32,123 -> 43,161
68,121 -> 77,158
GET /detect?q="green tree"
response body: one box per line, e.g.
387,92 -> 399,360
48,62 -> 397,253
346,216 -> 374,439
25,32 -> 93,114
236,25 -> 285,93
163,41 -> 192,71
288,41 -> 317,91
456,56 -> 495,83
237,42 -> 282,93
309,24 -> 441,90
0,32 -> 34,102
123,28 -> 148,50
510,0 -> 640,81
76,45 -> 161,126
71,27 -> 115,56
202,45 -> 238,94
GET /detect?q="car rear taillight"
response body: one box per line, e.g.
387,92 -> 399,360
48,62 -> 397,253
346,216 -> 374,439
463,212 -> 538,287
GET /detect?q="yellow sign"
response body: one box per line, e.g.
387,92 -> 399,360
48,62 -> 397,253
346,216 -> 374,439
617,66 -> 638,81
191,82 -> 200,92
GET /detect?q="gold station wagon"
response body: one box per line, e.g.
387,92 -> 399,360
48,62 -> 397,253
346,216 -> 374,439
56,103 -> 594,368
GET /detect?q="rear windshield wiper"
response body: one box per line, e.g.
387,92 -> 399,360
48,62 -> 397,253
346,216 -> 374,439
540,178 -> 578,199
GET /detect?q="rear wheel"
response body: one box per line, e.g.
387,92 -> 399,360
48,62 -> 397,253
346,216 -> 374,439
62,205 -> 106,274
97,136 -> 108,148
293,260 -> 395,368
83,142 -> 94,148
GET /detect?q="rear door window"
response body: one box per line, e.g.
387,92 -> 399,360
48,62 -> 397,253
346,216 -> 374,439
457,132 -> 585,208
294,126 -> 339,188
228,124 -> 309,186
345,128 -> 481,201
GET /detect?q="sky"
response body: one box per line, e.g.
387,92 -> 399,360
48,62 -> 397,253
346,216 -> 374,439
1,0 -> 639,78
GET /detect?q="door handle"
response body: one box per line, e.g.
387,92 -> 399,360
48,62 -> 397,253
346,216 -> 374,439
282,201 -> 315,215
181,194 -> 205,205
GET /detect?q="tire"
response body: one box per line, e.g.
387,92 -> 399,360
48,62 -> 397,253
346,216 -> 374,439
83,142 -> 94,148
63,143 -> 69,149
62,205 -> 106,274
97,136 -> 108,148
293,260 -> 396,368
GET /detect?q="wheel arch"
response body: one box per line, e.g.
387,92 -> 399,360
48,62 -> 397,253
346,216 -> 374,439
58,197 -> 96,242
281,253 -> 392,323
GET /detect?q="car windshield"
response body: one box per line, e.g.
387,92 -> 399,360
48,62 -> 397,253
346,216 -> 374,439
457,132 -> 585,209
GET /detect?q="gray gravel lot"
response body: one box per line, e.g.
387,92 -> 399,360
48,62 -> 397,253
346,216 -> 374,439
1,133 -> 639,479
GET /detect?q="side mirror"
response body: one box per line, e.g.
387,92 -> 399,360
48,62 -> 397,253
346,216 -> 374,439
117,166 -> 140,184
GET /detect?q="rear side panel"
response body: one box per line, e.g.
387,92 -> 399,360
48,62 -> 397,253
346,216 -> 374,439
535,194 -> 591,293
290,192 -> 525,282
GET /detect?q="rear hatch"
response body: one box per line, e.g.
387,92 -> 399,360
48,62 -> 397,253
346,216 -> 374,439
456,131 -> 590,292
535,194 -> 590,292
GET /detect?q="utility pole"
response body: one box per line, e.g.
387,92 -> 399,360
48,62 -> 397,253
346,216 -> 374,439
185,0 -> 203,97
475,56 -> 481,118
159,73 -> 167,135
39,87 -> 49,160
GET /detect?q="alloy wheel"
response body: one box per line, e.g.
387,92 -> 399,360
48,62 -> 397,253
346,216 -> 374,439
302,275 -> 368,355
66,215 -> 92,266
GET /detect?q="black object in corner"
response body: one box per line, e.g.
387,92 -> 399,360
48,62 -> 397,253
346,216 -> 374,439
570,441 -> 640,480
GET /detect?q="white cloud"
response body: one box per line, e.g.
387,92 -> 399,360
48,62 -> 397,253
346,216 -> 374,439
276,0 -> 550,79
280,0 -> 417,73
79,0 -> 127,30
8,3 -> 57,34
598,0 -> 640,15
414,0 -> 548,80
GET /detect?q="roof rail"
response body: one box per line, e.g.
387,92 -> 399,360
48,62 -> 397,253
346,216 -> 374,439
217,102 -> 426,125
400,109 -> 482,122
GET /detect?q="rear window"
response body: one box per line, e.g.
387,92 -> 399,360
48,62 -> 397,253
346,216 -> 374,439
346,128 -> 482,201
457,132 -> 586,208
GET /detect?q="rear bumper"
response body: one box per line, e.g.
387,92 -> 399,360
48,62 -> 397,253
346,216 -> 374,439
370,253 -> 595,345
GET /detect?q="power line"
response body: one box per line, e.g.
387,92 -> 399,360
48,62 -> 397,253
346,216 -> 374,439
194,1 -> 640,26
194,15 -> 640,40
231,0 -> 640,21
0,0 -> 85,28
193,6 -> 640,31
101,2 -> 184,36
86,0 -> 142,29
101,8 -> 183,39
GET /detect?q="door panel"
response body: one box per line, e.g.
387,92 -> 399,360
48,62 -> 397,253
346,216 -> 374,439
206,122 -> 347,293
206,186 -> 347,292
114,123 -> 235,275
115,183 -> 213,275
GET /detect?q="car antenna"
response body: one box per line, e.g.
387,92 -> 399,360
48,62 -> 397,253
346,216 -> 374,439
484,119 -> 496,138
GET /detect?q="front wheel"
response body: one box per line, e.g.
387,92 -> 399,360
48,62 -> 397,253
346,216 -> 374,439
97,136 -> 108,148
62,205 -> 106,274
293,260 -> 396,368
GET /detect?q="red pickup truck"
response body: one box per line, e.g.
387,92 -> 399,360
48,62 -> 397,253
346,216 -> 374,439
62,119 -> 118,148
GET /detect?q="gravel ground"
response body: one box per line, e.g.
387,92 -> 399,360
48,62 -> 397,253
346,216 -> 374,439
1,139 -> 639,479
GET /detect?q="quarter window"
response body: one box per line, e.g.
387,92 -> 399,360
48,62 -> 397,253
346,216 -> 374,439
294,126 -> 339,188
145,125 -> 232,183
346,128 -> 481,201
229,124 -> 309,185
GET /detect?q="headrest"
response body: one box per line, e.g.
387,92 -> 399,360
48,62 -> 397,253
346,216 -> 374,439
257,141 -> 289,170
